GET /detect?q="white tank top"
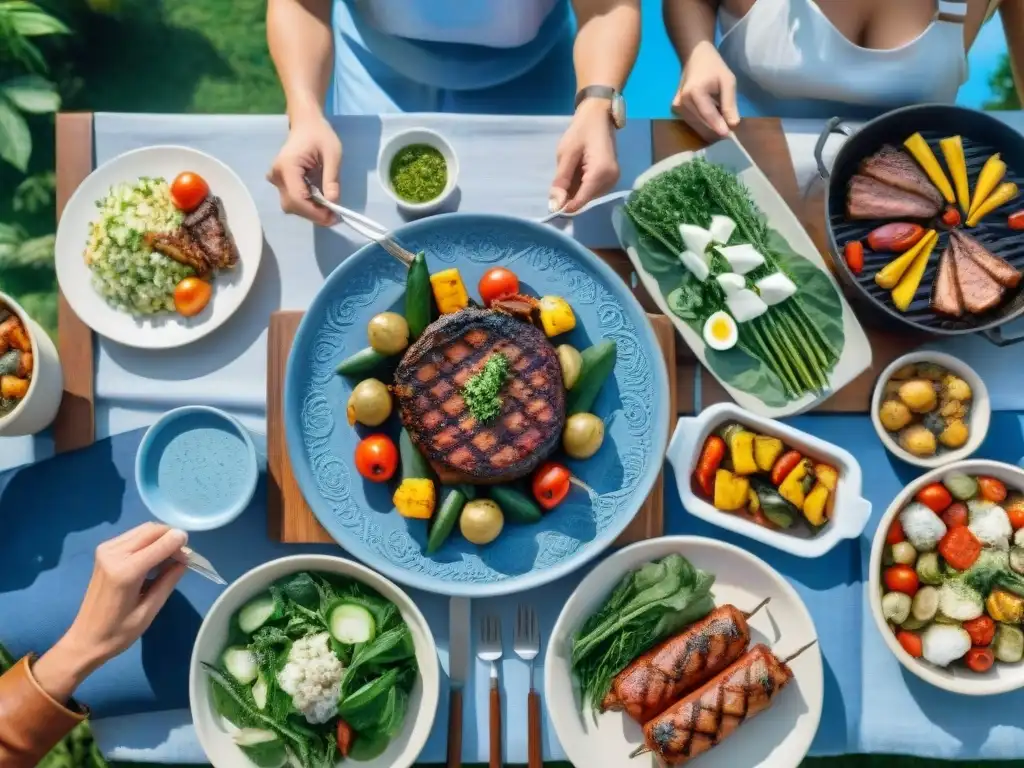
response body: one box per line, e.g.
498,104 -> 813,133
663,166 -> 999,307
717,0 -> 969,119
350,0 -> 560,48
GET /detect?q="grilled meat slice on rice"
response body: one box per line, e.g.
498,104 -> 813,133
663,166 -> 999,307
183,196 -> 239,269
951,236 -> 1005,314
846,174 -> 942,220
394,308 -> 565,484
144,231 -> 211,276
930,245 -> 963,317
951,229 -> 1022,289
859,145 -> 944,208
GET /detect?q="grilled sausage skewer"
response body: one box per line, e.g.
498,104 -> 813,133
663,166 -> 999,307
629,640 -> 818,765
600,600 -> 770,724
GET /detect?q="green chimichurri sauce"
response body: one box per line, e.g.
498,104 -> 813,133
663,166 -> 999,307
388,144 -> 447,203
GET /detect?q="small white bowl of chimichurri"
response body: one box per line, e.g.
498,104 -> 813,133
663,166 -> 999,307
378,128 -> 459,216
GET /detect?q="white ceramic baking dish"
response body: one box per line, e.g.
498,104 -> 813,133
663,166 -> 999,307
666,402 -> 872,557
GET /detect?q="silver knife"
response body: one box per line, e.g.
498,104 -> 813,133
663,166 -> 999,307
172,546 -> 227,585
447,597 -> 471,767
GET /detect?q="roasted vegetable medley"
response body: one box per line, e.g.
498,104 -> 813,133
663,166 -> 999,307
881,473 -> 1024,672
878,361 -> 973,459
692,422 -> 840,532
0,304 -> 33,417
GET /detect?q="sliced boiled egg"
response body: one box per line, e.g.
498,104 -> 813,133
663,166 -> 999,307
703,311 -> 738,351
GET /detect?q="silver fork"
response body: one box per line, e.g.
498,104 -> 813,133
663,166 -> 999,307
303,175 -> 415,267
514,605 -> 542,768
478,615 -> 503,768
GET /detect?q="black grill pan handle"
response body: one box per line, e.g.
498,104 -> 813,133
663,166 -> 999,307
981,324 -> 1024,347
815,117 -> 855,180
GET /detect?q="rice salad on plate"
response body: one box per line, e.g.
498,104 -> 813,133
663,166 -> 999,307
85,176 -> 193,314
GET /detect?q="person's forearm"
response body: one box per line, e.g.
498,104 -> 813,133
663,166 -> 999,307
664,0 -> 719,63
571,0 -> 641,92
32,635 -> 102,704
267,0 -> 334,122
1001,0 -> 1024,106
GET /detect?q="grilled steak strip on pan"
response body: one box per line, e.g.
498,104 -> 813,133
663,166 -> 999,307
394,308 -> 565,485
846,174 -> 942,220
951,229 -> 1022,288
951,236 -> 1005,314
601,604 -> 751,724
638,644 -> 794,766
931,245 -> 963,317
859,145 -> 944,208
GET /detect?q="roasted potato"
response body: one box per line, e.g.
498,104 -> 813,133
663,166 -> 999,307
898,379 -> 938,414
941,375 -> 972,402
899,424 -> 937,457
939,419 -> 970,449
879,399 -> 913,432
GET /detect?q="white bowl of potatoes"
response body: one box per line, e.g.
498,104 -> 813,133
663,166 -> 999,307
871,351 -> 990,469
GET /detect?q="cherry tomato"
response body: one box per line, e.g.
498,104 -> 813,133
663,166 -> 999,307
963,616 -> 996,647
170,171 -> 210,212
941,502 -> 969,529
886,519 -> 906,546
693,435 -> 726,497
336,719 -> 353,757
915,483 -> 953,513
978,476 -> 1008,503
532,461 -> 571,510
1008,210 -> 1024,230
896,630 -> 923,658
844,240 -> 864,275
965,646 -> 994,673
1007,499 -> 1024,530
354,434 -> 398,482
941,206 -> 961,227
883,564 -> 919,596
478,268 -> 520,307
938,526 -> 982,571
173,277 -> 212,317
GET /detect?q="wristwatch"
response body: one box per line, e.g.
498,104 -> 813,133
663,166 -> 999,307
574,85 -> 626,130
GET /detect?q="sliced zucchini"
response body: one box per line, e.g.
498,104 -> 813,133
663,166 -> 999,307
252,673 -> 268,711
237,593 -> 279,635
222,646 -> 258,685
329,602 -> 377,645
233,728 -> 288,768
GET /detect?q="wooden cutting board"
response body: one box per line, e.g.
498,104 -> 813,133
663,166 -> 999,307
267,311 -> 680,545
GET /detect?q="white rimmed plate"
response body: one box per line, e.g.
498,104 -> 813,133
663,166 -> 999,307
55,145 -> 262,349
545,536 -> 823,768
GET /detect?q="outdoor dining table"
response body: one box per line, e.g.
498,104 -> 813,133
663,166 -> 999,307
4,111 -> 1024,765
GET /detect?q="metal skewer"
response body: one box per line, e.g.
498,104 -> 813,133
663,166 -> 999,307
744,597 -> 771,619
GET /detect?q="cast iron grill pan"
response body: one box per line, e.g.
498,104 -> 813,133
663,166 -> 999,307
826,107 -> 1024,335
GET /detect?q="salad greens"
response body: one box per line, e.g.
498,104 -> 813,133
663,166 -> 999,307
571,554 -> 715,715
204,571 -> 417,767
623,158 -> 844,405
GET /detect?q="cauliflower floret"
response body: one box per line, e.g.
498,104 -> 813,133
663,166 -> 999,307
899,502 -> 947,552
968,500 -> 1012,550
276,632 -> 345,724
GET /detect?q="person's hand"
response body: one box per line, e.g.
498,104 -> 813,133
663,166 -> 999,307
268,114 -> 342,226
549,99 -> 620,214
32,524 -> 188,702
672,41 -> 740,141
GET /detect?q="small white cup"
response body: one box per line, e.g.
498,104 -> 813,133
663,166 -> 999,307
377,128 -> 459,217
0,291 -> 63,436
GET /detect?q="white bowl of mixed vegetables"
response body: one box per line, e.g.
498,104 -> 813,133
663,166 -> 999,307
870,460 -> 1024,695
189,555 -> 439,767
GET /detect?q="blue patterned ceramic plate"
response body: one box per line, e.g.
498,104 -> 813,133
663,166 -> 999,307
285,214 -> 669,597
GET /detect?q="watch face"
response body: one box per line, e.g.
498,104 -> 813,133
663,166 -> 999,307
610,95 -> 626,129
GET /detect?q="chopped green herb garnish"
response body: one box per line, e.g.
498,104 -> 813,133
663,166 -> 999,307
462,353 -> 510,423
388,144 -> 447,203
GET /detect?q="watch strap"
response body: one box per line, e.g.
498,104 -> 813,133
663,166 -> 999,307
574,85 -> 618,110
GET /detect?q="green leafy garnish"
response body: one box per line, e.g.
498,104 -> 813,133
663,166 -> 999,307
571,555 -> 716,717
622,158 -> 844,403
462,353 -> 510,423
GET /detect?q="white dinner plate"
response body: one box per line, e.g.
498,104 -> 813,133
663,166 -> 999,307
55,145 -> 262,349
545,536 -> 823,768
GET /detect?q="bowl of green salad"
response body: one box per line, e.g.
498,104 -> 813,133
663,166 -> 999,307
377,128 -> 459,216
189,554 -> 439,768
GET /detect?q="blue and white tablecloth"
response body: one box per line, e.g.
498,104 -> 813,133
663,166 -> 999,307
2,112 -> 1024,764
